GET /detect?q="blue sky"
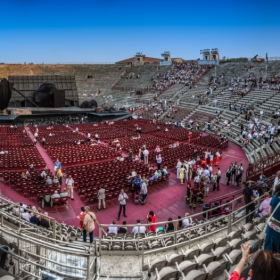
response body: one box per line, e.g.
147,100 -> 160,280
1,0 -> 279,63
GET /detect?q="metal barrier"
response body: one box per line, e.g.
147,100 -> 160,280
0,226 -> 96,279
0,195 -> 98,279
246,152 -> 280,180
97,179 -> 273,261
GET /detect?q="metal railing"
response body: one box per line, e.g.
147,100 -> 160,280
96,177 -> 274,262
246,152 -> 280,180
0,193 -> 97,279
0,225 -> 95,279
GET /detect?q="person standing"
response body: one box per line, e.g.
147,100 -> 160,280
243,181 -> 255,223
87,132 -> 91,142
190,185 -> 200,209
128,149 -> 133,160
117,189 -> 128,221
147,211 -> 156,232
216,167 -> 221,190
215,151 -> 221,166
264,185 -> 280,253
41,137 -> 46,147
143,148 -> 149,164
139,181 -> 148,205
83,206 -> 96,244
97,186 -> 106,210
226,166 -> 232,186
66,174 -> 74,200
211,173 -> 217,192
56,168 -> 63,186
54,159 -> 61,174
179,165 -> 186,184
156,154 -> 162,170
176,159 -> 182,179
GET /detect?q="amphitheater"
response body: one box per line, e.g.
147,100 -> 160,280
0,58 -> 280,279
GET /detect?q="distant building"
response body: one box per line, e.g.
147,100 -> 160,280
172,58 -> 184,63
116,52 -> 162,66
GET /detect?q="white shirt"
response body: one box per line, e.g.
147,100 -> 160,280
66,178 -> 74,186
21,212 -> 31,221
176,161 -> 182,169
216,151 -> 220,157
88,133 -> 91,138
141,182 -> 148,194
51,193 -> 60,199
209,154 -> 214,160
143,150 -> 149,156
182,217 -> 192,228
204,170 -> 210,177
108,224 -> 118,234
118,193 -> 128,205
132,224 -> 146,234
20,204 -> 27,213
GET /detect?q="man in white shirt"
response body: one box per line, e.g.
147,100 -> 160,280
140,181 -> 148,204
143,149 -> 149,164
131,220 -> 146,234
97,186 -> 106,210
107,220 -> 118,234
66,175 -> 75,200
19,202 -> 27,213
21,209 -> 31,221
204,167 -> 210,178
87,132 -> 91,141
182,213 -> 192,228
117,189 -> 128,221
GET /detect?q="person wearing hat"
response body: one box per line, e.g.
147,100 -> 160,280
254,192 -> 271,218
83,206 -> 97,243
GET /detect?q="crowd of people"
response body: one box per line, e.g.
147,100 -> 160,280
152,62 -> 208,92
12,203 -> 51,228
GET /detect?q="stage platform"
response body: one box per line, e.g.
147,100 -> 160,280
0,115 -> 20,124
0,107 -> 131,124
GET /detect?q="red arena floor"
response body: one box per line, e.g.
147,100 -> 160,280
0,123 -> 249,235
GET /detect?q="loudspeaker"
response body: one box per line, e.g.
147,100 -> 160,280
53,89 -> 65,107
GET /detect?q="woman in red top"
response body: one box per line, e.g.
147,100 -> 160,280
79,207 -> 86,229
147,211 -> 156,232
229,243 -> 279,280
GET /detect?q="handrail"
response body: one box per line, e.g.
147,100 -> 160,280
0,225 -> 93,279
246,152 -> 280,180
98,174 -> 275,230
